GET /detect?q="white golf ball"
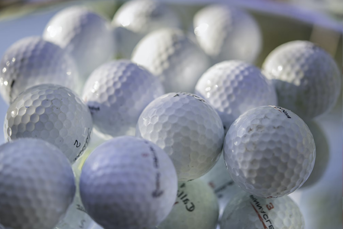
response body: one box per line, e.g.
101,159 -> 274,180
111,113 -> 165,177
199,154 -> 241,218
157,179 -> 219,229
80,136 -> 178,229
195,60 -> 277,131
4,84 -> 93,163
0,138 -> 75,229
224,105 -> 316,198
262,40 -> 341,120
0,36 -> 81,104
82,60 -> 164,139
193,4 -> 262,64
131,28 -> 210,93
113,0 -> 181,58
220,192 -> 305,229
43,6 -> 115,82
136,92 -> 224,181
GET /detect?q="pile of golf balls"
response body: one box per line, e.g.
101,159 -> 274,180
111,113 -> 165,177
0,1 -> 340,229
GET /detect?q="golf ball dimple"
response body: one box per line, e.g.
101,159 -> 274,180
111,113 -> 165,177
220,192 -> 305,229
131,28 -> 210,93
224,105 -> 316,198
0,138 -> 75,229
82,60 -> 164,139
0,36 -> 81,104
43,6 -> 115,82
262,40 -> 341,120
113,0 -> 181,58
80,136 -> 178,229
157,179 -> 219,229
195,60 -> 277,131
193,4 -> 262,64
4,84 -> 93,163
136,92 -> 224,181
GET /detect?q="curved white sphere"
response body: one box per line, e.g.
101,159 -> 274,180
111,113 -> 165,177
195,60 -> 277,131
4,84 -> 93,163
224,105 -> 315,198
194,5 -> 262,64
132,28 -> 210,93
43,6 -> 115,82
113,0 -> 181,58
262,40 -> 341,120
221,192 -> 305,229
157,179 -> 219,229
136,92 -> 224,181
0,138 -> 75,229
0,36 -> 81,104
80,136 -> 177,229
82,60 -> 164,139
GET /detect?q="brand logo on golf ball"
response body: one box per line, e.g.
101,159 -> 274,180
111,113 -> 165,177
175,183 -> 195,212
173,93 -> 206,103
269,105 -> 291,119
249,195 -> 275,229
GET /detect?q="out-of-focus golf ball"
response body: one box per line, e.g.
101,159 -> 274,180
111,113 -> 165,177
193,4 -> 262,64
43,6 -> 115,82
131,28 -> 210,93
136,92 -> 224,181
195,60 -> 277,131
224,105 -> 316,198
300,121 -> 329,188
220,192 -> 305,229
200,154 -> 241,218
80,136 -> 178,229
82,60 -> 164,139
0,138 -> 75,229
113,0 -> 181,58
262,41 -> 341,120
4,84 -> 92,163
157,179 -> 219,229
0,36 -> 81,104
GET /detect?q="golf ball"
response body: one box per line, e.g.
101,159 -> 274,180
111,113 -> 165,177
131,28 -> 210,93
80,136 -> 178,229
4,84 -> 93,163
43,6 -> 115,82
113,0 -> 181,58
82,60 -> 164,139
195,60 -> 277,131
136,92 -> 224,181
220,192 -> 305,229
194,4 -> 262,64
0,138 -> 75,229
157,179 -> 219,229
200,154 -> 241,218
262,40 -> 341,120
0,36 -> 81,104
224,105 -> 316,198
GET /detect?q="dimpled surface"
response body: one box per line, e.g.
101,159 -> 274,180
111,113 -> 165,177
0,37 -> 81,104
220,192 -> 305,229
43,6 -> 115,81
262,40 -> 341,120
194,5 -> 262,64
80,136 -> 177,229
4,84 -> 93,163
136,92 -> 224,181
195,61 -> 277,131
82,60 -> 164,139
300,121 -> 329,188
200,154 -> 241,218
131,28 -> 210,93
0,138 -> 75,229
113,0 -> 181,58
224,106 -> 315,198
157,179 -> 219,229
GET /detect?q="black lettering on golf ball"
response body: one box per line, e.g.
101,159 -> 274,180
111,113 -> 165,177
10,80 -> 15,88
269,105 -> 291,119
173,93 -> 180,97
76,204 -> 87,213
177,183 -> 195,212
74,140 -> 81,148
74,128 -> 92,161
250,195 -> 275,229
88,106 -> 100,115
152,172 -> 164,198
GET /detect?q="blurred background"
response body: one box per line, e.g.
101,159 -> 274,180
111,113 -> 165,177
0,0 -> 341,229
